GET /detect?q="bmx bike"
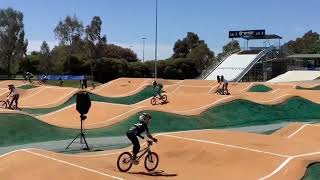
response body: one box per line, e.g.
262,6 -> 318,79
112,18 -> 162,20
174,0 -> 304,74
151,94 -> 167,105
117,139 -> 159,172
215,87 -> 230,95
0,98 -> 21,111
37,79 -> 47,85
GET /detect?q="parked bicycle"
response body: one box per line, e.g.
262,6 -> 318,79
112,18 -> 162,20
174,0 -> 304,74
150,94 -> 168,105
117,139 -> 159,172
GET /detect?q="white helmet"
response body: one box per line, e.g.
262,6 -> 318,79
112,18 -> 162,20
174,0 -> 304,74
139,113 -> 152,125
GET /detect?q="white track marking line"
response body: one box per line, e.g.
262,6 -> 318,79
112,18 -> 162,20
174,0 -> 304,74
94,78 -> 133,91
86,107 -> 143,126
258,94 -> 291,103
287,124 -> 320,138
22,89 -> 78,108
271,89 -> 280,94
138,79 -> 150,85
0,149 -> 24,158
162,134 -> 289,158
238,82 -> 255,92
38,105 -> 143,126
0,90 -> 9,97
287,124 -> 310,138
258,157 -> 293,180
208,84 -> 219,93
110,84 -> 148,97
259,150 -> 320,180
172,96 -> 234,113
19,87 -> 48,100
36,104 -> 76,118
23,150 -> 124,180
208,81 -> 217,86
171,85 -> 181,94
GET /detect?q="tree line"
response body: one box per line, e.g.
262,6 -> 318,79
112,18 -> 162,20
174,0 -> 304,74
1,7 -> 319,82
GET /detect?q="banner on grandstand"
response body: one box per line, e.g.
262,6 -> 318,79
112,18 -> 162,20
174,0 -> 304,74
229,30 -> 265,38
37,75 -> 85,80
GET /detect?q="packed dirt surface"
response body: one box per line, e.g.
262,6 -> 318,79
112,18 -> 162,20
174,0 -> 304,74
2,129 -> 320,180
2,78 -> 320,129
1,78 -> 320,179
0,80 -> 26,88
38,102 -> 142,129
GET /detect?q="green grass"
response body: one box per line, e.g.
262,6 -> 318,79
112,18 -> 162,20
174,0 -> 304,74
296,86 -> 320,90
2,97 -> 320,147
22,86 -> 155,115
248,85 -> 272,92
302,163 -> 320,180
17,84 -> 38,89
45,80 -> 101,88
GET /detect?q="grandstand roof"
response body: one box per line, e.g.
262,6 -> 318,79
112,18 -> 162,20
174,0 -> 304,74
241,34 -> 282,40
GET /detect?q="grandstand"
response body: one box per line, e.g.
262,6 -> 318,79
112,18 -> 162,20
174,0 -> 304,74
201,30 -> 283,82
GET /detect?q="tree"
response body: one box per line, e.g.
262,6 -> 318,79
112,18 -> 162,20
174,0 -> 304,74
54,15 -> 84,46
93,58 -> 128,83
85,16 -> 107,80
282,31 -> 320,54
54,15 -> 84,72
172,39 -> 189,58
222,40 -> 240,54
38,41 -> 52,73
187,41 -> 214,72
0,8 -> 28,76
162,58 -> 199,79
102,44 -> 138,62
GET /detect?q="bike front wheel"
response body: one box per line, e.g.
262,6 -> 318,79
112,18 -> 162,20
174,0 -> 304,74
144,152 -> 159,171
150,97 -> 157,105
117,152 -> 133,172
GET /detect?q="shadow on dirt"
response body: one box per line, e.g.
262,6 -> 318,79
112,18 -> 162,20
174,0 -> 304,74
127,170 -> 177,177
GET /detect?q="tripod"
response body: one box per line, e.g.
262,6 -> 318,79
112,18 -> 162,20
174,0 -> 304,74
66,115 -> 90,150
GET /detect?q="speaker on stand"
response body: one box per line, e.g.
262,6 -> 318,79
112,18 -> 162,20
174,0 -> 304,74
66,91 -> 91,150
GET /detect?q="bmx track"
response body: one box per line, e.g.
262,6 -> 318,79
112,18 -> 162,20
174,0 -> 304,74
1,78 -> 320,179
2,126 -> 320,179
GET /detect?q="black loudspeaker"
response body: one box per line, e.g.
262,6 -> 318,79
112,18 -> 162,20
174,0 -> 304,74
76,91 -> 91,115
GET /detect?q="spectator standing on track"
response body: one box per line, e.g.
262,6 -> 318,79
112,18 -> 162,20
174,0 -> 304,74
58,77 -> 63,87
7,84 -> 20,109
83,77 -> 88,89
217,75 -> 221,88
221,75 -> 229,95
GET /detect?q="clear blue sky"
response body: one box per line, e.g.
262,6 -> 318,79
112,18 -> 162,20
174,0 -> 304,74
1,0 -> 319,60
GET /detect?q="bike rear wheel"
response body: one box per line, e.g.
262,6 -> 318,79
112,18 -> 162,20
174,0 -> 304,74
161,94 -> 167,102
117,152 -> 133,172
144,152 -> 159,171
150,97 -> 157,105
0,101 -> 7,108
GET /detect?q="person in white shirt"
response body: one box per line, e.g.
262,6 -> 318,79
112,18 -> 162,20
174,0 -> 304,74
7,84 -> 20,109
221,75 -> 229,95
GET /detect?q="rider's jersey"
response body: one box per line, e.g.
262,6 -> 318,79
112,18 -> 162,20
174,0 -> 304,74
153,84 -> 163,94
127,121 -> 150,136
9,88 -> 19,96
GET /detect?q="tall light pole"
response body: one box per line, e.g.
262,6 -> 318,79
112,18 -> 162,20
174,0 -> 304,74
154,0 -> 158,79
142,37 -> 146,62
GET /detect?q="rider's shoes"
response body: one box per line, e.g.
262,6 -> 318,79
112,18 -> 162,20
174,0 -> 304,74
132,159 -> 139,165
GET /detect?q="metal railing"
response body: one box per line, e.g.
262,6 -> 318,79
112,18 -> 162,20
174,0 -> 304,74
197,49 -> 240,79
232,46 -> 276,82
